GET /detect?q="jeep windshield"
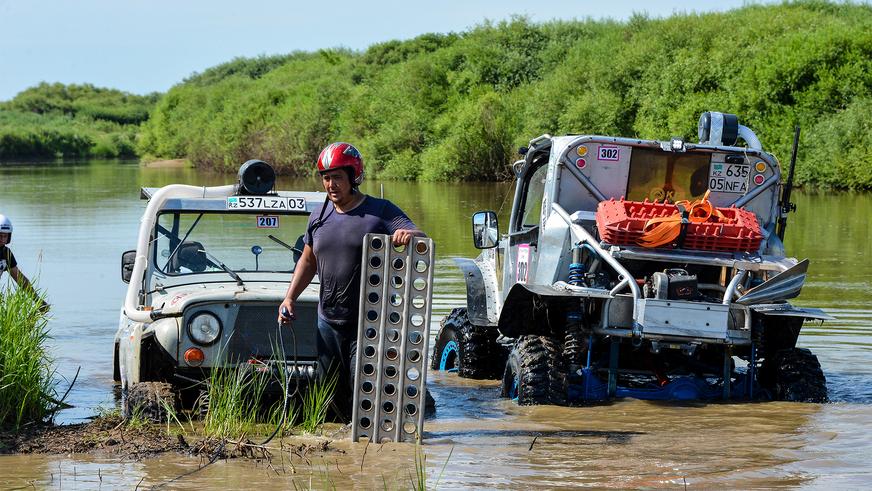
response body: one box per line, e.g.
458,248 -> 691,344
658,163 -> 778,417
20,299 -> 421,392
154,211 -> 309,275
625,149 -> 712,203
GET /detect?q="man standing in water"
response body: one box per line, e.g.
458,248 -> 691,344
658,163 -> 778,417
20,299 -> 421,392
277,142 -> 425,418
0,214 -> 48,311
0,214 -> 39,293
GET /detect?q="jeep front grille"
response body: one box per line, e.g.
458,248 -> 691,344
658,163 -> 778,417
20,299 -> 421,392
226,304 -> 318,361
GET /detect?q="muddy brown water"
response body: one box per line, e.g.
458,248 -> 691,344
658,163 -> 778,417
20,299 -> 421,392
1,161 -> 871,488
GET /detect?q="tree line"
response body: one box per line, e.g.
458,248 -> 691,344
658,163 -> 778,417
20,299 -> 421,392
2,1 -> 871,188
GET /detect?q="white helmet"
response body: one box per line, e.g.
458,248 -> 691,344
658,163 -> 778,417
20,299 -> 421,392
0,214 -> 12,238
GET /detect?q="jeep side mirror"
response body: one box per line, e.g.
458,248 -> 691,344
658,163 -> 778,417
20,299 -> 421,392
472,211 -> 499,249
121,250 -> 136,284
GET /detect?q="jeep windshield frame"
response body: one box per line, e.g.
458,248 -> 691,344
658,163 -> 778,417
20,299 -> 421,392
153,209 -> 310,276
551,136 -> 782,233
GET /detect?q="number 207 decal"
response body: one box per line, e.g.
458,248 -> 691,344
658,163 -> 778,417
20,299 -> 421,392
256,215 -> 279,228
598,145 -> 620,161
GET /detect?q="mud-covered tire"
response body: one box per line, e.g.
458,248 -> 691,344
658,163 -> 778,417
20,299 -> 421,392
430,308 -> 500,379
760,348 -> 828,403
501,335 -> 567,406
124,382 -> 179,422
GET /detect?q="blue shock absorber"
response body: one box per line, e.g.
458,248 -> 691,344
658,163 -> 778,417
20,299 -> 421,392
568,262 -> 585,287
565,246 -> 588,391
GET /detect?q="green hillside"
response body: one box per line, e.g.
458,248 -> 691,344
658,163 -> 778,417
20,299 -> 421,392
0,83 -> 158,159
4,2 -> 872,188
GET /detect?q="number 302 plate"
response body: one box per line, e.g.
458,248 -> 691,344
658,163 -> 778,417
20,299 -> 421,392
256,215 -> 279,228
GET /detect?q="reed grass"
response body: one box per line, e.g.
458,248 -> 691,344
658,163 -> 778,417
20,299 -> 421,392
0,280 -> 55,430
126,333 -> 337,439
263,337 -> 298,435
200,363 -> 271,438
411,439 -> 427,491
159,394 -> 192,435
299,372 -> 337,434
266,392 -> 298,435
409,436 -> 454,490
125,401 -> 151,430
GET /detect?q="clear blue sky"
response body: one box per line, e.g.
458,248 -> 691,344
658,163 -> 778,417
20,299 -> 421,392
0,0 -> 769,101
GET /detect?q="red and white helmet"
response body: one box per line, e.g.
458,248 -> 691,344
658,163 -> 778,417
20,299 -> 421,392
317,142 -> 364,185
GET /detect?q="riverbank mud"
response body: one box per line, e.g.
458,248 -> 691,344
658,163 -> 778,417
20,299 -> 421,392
0,415 -> 338,463
0,415 -> 186,457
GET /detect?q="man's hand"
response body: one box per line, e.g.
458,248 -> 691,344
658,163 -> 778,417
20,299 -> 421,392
392,229 -> 423,246
277,298 -> 296,325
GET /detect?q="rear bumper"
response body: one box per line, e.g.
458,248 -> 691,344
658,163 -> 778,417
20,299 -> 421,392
598,298 -> 752,345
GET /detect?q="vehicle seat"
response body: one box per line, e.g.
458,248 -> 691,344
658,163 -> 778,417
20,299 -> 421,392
170,241 -> 208,273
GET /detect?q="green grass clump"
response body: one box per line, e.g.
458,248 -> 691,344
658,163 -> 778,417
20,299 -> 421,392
200,364 -> 272,438
409,438 -> 453,491
0,280 -> 55,430
164,335 -> 336,439
299,373 -> 337,434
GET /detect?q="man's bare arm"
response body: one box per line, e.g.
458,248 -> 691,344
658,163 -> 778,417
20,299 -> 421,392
277,244 -> 317,324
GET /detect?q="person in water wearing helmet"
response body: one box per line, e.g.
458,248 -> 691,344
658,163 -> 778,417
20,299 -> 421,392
0,214 -> 43,301
277,142 -> 425,417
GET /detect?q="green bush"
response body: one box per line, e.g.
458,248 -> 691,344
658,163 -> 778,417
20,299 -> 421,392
136,2 -> 872,186
418,90 -> 519,181
183,53 -> 315,86
801,97 -> 872,189
5,82 -> 157,124
0,83 -> 153,159
0,281 -> 54,430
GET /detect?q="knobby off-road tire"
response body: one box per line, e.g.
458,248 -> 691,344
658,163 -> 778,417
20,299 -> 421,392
501,335 -> 568,406
124,381 -> 179,422
430,308 -> 501,379
760,348 -> 828,403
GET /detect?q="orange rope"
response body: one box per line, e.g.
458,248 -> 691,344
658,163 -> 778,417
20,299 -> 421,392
637,191 -> 735,248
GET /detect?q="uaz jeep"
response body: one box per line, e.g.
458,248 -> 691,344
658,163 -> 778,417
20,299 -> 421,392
114,161 -> 324,414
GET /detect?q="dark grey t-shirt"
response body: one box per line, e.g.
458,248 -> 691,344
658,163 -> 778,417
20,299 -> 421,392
304,195 -> 416,328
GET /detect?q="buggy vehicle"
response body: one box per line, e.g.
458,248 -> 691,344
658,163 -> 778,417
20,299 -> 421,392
431,112 -> 832,404
114,160 -> 325,415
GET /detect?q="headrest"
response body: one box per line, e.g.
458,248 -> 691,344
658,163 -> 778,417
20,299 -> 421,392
171,241 -> 208,273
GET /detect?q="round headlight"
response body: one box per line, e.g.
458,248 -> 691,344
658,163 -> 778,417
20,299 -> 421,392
188,312 -> 222,345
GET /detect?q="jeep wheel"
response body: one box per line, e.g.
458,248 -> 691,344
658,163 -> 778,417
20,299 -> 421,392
430,308 -> 500,379
760,348 -> 828,403
123,381 -> 179,422
501,335 -> 567,406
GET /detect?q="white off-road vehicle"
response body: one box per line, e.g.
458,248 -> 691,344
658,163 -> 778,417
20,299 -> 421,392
432,112 -> 832,405
114,161 -> 324,415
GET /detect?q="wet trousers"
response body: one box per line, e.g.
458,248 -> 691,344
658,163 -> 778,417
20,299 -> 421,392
316,317 -> 357,420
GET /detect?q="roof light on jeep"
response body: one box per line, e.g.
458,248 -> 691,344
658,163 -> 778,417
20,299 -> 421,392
698,111 -> 739,146
237,159 -> 276,195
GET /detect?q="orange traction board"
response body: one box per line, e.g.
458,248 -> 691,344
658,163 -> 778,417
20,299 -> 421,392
595,198 -> 764,252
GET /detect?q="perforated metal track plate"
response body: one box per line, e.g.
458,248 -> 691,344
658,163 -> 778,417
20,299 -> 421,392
351,234 -> 435,443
